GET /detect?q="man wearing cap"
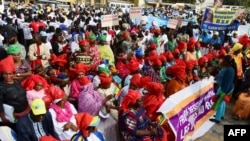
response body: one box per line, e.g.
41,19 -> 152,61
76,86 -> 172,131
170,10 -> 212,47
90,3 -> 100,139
40,31 -> 53,53
208,31 -> 222,50
16,99 -> 59,141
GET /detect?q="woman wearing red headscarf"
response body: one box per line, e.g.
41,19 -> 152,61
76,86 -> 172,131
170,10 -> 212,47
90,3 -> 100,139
185,38 -> 197,61
96,72 -> 120,141
144,56 -> 162,83
0,56 -> 29,125
48,85 -> 78,140
119,89 -> 164,141
21,74 -> 49,105
165,62 -> 187,98
69,63 -> 91,107
198,56 -> 210,79
124,58 -> 141,86
185,60 -> 200,85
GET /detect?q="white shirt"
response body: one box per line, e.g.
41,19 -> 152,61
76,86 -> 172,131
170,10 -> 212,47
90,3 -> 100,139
19,22 -> 33,40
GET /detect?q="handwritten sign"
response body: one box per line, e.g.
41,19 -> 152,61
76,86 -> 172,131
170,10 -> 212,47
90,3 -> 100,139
101,15 -> 119,27
129,7 -> 142,19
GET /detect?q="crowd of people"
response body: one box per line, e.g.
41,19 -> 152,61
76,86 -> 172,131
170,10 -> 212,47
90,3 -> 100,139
0,2 -> 250,141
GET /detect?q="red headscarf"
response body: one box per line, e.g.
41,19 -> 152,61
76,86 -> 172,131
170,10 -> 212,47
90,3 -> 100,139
99,73 -> 112,86
46,85 -> 65,104
148,43 -> 157,50
78,76 -> 91,86
198,56 -> 208,66
159,54 -> 166,63
51,53 -> 67,67
187,37 -> 195,51
126,59 -> 140,73
121,89 -> 141,112
150,56 -> 162,67
154,28 -> 161,35
130,74 -> 141,88
238,34 -> 250,46
223,45 -> 231,53
71,63 -> 91,74
166,62 -> 187,83
0,55 -> 15,73
149,50 -> 158,57
79,40 -> 89,46
185,60 -> 197,71
172,48 -> 180,58
195,41 -> 201,48
140,76 -> 152,88
165,51 -> 174,62
21,74 -> 49,91
219,49 -> 227,58
177,41 -> 187,52
75,113 -> 94,137
143,82 -> 164,117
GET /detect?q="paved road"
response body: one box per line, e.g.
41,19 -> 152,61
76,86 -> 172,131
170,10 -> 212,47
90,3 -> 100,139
195,100 -> 249,141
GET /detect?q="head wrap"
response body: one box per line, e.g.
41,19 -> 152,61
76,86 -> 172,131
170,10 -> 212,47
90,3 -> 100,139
99,34 -> 107,42
166,62 -> 187,83
126,59 -> 140,73
0,55 -> 15,73
187,37 -> 195,51
7,44 -> 21,54
130,74 -> 141,88
79,40 -> 89,46
219,49 -> 227,58
121,89 -> 142,112
165,51 -> 174,61
46,85 -> 65,104
159,54 -> 166,63
51,53 -> 67,67
151,57 -> 162,67
143,82 -> 164,115
177,41 -> 187,52
198,56 -> 208,66
195,41 -> 201,48
238,34 -> 250,46
149,50 -> 158,57
135,48 -> 143,57
154,28 -> 161,35
78,76 -> 91,86
75,113 -> 100,138
230,43 -> 243,53
185,60 -> 197,71
223,45 -> 231,53
21,74 -> 48,91
88,33 -> 96,41
148,43 -> 157,50
173,48 -> 180,57
70,63 -> 91,74
98,64 -> 111,75
140,76 -> 152,88
99,73 -> 112,86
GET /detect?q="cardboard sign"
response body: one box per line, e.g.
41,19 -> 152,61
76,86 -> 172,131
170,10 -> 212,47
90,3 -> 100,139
129,7 -> 142,19
101,14 -> 119,27
167,19 -> 178,29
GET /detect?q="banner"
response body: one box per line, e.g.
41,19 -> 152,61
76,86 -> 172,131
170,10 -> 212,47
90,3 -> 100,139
129,7 -> 142,19
167,19 -> 178,29
145,15 -> 168,29
157,77 -> 216,141
101,15 -> 119,27
201,8 -> 239,31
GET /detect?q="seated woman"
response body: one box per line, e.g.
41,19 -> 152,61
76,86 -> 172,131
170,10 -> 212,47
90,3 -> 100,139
7,44 -> 32,81
96,73 -> 120,141
232,87 -> 250,120
21,74 -> 49,105
69,63 -> 91,107
48,85 -> 78,140
0,56 -> 29,125
78,76 -> 104,115
71,113 -> 105,141
119,89 -> 164,141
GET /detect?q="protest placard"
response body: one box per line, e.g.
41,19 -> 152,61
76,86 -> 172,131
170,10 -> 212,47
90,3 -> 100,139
101,14 -> 119,27
129,7 -> 142,19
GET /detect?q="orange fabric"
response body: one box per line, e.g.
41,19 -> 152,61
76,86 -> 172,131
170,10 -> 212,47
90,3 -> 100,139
75,113 -> 94,137
232,93 -> 250,119
21,74 -> 49,91
79,40 -> 89,46
165,79 -> 186,98
121,89 -> 141,112
0,55 -> 15,73
232,54 -> 243,77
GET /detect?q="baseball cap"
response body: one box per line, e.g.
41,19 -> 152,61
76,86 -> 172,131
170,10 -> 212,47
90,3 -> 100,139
39,31 -> 47,37
30,99 -> 46,115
